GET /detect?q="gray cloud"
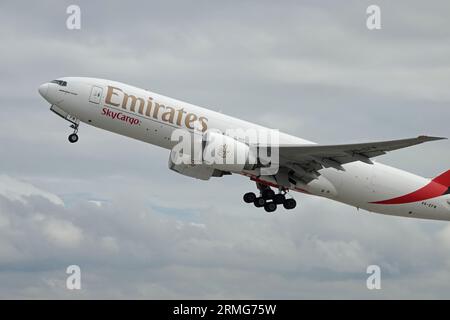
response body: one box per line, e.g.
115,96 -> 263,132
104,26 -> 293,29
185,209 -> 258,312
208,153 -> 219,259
1,176 -> 450,299
0,0 -> 449,298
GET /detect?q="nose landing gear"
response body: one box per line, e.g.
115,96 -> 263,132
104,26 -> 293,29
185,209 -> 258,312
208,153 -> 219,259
68,124 -> 79,143
243,183 -> 297,213
49,105 -> 80,144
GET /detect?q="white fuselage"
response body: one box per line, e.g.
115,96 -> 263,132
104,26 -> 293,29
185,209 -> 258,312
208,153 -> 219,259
38,77 -> 450,221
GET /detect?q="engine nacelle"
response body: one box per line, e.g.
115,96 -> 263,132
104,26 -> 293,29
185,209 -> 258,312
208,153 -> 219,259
202,131 -> 257,172
168,130 -> 259,180
168,151 -> 215,180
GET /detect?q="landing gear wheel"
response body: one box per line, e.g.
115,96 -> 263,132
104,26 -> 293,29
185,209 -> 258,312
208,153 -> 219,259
273,194 -> 286,205
283,198 -> 297,210
243,192 -> 257,203
264,202 -> 277,213
68,122 -> 79,144
68,133 -> 79,143
261,189 -> 275,200
254,197 -> 266,208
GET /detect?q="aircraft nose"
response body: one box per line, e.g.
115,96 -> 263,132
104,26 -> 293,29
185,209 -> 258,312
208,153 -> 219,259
38,83 -> 49,98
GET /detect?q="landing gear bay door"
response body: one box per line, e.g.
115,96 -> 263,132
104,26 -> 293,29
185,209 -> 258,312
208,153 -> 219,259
50,105 -> 79,126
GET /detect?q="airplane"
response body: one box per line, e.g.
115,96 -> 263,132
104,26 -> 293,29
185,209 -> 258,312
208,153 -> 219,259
38,77 -> 450,221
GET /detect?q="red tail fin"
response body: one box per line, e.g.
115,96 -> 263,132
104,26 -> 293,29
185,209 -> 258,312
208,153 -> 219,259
432,170 -> 450,187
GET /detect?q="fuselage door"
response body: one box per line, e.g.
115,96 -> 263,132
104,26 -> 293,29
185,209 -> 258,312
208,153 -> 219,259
89,86 -> 103,104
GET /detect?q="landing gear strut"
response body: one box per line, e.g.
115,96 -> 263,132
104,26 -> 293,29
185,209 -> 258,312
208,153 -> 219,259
50,105 -> 80,144
243,183 -> 297,212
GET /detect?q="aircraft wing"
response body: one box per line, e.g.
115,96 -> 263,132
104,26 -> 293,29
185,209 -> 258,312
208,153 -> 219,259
277,135 -> 446,183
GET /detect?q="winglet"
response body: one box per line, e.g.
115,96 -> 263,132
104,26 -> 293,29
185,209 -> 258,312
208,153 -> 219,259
417,135 -> 447,142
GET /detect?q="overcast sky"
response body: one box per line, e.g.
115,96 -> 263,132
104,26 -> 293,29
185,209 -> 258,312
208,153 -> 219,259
0,0 -> 449,299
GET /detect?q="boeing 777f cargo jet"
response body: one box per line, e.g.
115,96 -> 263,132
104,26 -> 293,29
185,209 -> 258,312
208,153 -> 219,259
38,77 -> 450,220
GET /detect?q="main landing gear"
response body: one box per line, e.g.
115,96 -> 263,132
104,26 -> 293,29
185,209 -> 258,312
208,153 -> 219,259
243,184 -> 297,213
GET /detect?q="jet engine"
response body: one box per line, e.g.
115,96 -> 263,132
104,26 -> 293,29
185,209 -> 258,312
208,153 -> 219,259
168,130 -> 259,180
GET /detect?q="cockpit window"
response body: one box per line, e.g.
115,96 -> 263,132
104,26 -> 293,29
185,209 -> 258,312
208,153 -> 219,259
50,80 -> 67,86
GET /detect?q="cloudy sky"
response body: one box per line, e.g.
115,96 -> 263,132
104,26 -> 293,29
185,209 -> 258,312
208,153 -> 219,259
0,0 -> 450,299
